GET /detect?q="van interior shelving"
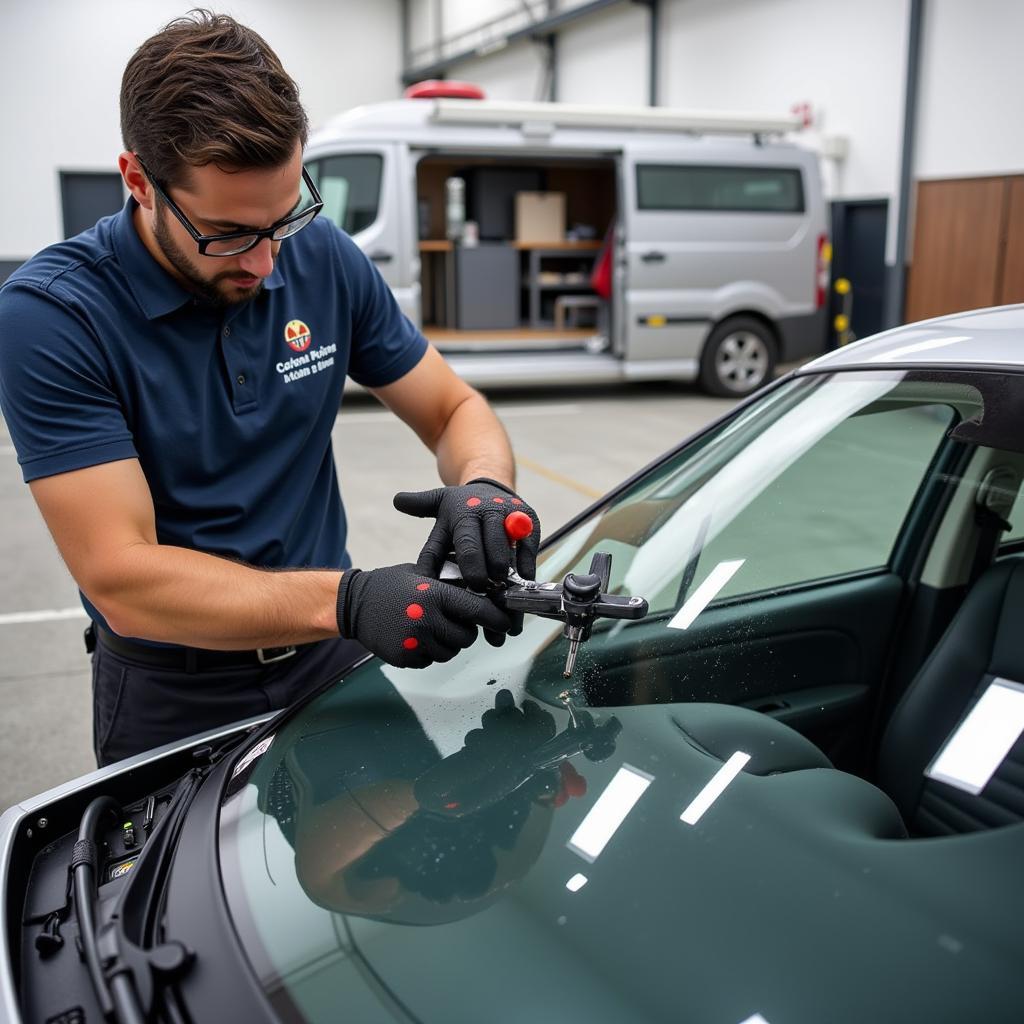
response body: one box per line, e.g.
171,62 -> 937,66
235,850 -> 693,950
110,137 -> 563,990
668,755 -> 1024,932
414,154 -> 616,352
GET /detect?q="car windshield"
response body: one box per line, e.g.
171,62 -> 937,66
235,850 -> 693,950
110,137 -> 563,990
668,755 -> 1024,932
219,368 -> 1024,1023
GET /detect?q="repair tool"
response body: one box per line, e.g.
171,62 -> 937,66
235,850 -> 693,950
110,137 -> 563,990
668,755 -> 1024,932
442,513 -> 649,678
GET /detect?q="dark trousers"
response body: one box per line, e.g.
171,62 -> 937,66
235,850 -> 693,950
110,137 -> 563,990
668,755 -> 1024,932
90,633 -> 367,767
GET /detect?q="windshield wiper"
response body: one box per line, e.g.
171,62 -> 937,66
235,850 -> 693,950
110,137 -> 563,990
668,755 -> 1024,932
72,768 -> 205,1022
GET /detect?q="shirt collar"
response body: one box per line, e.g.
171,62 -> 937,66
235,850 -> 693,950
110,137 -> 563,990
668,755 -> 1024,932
112,197 -> 284,321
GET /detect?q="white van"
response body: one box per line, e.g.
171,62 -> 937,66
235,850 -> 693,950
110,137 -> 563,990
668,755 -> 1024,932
304,90 -> 830,396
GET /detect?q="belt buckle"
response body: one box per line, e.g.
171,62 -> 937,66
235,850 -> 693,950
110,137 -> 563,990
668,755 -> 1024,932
257,645 -> 297,665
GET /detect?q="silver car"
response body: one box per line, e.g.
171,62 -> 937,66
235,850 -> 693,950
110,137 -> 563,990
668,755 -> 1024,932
3,306 -> 1022,1023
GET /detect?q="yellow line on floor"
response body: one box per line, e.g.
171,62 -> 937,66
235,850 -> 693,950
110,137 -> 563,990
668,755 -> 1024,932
516,454 -> 603,499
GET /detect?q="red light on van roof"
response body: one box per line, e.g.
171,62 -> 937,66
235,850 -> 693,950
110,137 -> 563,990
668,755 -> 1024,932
405,80 -> 486,100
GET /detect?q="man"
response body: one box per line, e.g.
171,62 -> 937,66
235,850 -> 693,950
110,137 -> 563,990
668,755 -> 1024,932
0,12 -> 540,766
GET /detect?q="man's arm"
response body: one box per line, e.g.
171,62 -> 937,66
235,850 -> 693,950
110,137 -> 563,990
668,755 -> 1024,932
369,345 -> 515,488
30,459 -> 341,648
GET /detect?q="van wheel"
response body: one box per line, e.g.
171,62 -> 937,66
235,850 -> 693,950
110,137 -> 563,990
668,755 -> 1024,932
699,317 -> 776,397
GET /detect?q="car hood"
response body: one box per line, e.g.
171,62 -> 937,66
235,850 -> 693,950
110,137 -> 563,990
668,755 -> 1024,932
217,658 -> 1024,1024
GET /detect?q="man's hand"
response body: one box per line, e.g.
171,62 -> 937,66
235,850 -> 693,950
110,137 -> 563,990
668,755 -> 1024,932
336,563 -> 512,668
393,479 -> 541,589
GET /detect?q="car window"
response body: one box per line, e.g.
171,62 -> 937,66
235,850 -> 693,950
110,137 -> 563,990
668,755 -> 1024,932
306,153 -> 383,236
539,377 -> 961,618
636,164 -> 805,213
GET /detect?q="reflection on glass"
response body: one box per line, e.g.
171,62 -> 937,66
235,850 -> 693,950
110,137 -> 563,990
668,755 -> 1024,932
566,873 -> 589,892
737,1015 -> 771,1024
680,751 -> 751,825
668,559 -> 745,630
926,678 -> 1024,795
247,685 -> 614,926
568,764 -> 653,863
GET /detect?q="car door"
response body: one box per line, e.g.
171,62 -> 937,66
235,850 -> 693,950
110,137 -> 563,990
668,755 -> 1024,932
304,143 -> 419,324
527,372 -> 970,765
621,145 -> 814,367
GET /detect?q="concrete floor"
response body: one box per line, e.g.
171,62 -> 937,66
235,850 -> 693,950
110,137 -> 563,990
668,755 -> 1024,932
0,382 -> 737,809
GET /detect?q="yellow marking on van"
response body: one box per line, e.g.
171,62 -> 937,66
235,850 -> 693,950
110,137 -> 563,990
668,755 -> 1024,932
646,315 -> 667,328
516,455 -> 603,499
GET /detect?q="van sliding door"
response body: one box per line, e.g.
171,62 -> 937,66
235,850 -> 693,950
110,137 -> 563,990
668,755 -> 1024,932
304,144 -> 418,325
623,147 -> 809,372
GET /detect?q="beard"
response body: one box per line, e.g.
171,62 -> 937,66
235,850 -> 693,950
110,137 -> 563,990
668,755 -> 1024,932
152,200 -> 265,309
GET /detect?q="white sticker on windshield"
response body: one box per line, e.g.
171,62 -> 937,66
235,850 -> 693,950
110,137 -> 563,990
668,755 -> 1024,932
926,679 -> 1024,795
667,559 -> 745,631
231,733 -> 276,778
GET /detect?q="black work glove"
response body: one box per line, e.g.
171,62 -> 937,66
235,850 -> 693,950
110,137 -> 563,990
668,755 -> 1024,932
336,564 -> 512,669
394,480 -> 540,647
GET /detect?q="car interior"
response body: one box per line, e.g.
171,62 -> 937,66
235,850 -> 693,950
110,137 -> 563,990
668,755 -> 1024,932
524,370 -> 1024,839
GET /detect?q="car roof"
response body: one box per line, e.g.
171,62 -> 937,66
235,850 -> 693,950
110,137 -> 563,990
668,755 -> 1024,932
800,304 -> 1024,373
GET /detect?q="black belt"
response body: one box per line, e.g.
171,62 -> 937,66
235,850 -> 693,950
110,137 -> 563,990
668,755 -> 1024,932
94,625 -> 313,673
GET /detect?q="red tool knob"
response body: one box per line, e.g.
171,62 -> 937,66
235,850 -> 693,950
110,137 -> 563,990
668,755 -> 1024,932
504,510 -> 534,542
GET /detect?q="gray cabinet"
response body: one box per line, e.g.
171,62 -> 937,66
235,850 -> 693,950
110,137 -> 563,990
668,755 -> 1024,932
455,244 -> 519,330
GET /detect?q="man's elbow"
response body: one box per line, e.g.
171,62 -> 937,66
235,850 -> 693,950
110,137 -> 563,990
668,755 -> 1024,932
79,562 -> 145,639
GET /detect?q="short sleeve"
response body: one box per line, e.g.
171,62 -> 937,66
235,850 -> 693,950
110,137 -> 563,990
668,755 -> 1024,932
334,229 -> 428,388
0,283 -> 137,482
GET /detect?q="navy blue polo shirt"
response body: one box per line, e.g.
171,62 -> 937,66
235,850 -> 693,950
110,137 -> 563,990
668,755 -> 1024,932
0,200 -> 427,628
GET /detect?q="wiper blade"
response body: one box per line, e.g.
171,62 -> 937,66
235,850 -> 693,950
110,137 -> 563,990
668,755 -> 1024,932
72,769 -> 206,1022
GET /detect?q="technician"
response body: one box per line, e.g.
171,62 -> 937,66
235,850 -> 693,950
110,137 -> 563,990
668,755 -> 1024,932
0,12 -> 540,766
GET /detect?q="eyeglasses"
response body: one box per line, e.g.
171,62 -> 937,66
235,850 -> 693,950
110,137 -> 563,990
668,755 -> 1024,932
135,155 -> 323,257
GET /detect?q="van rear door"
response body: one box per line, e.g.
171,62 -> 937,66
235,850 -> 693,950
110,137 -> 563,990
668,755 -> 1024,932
305,144 -> 418,324
622,146 -> 815,372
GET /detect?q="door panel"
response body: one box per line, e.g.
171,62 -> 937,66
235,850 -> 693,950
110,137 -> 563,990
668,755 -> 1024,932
905,176 -> 1008,322
998,176 -> 1024,305
622,147 -> 817,363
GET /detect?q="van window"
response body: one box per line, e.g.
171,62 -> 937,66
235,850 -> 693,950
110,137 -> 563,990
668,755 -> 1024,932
306,154 -> 383,236
636,164 -> 804,213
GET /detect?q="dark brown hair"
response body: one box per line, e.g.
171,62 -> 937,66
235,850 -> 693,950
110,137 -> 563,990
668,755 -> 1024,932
120,9 -> 309,187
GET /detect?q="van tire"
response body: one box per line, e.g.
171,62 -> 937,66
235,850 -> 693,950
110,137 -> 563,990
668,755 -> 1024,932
699,317 -> 777,397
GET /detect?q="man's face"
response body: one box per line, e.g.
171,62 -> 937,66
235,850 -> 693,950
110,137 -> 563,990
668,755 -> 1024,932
148,144 -> 304,307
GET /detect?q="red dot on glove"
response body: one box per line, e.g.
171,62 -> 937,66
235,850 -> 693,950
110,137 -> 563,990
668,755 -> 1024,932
466,497 -> 482,507
416,582 -> 430,591
493,497 -> 505,504
406,603 -> 424,620
403,637 -> 419,650
512,498 -> 523,506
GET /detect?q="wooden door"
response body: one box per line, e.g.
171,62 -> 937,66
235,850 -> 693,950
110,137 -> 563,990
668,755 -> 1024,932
905,177 -> 1008,323
998,176 -> 1024,305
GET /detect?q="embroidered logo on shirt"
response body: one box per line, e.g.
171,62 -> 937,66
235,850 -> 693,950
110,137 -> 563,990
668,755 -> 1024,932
284,319 -> 312,352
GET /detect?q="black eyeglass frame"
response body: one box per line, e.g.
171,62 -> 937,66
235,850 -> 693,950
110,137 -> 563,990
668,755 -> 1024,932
135,155 -> 323,257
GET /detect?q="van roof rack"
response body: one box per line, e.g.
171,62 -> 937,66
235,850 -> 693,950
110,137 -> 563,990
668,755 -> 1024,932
428,99 -> 802,137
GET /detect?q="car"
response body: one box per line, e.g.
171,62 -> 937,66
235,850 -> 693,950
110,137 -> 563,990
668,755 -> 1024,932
3,305 -> 1024,1024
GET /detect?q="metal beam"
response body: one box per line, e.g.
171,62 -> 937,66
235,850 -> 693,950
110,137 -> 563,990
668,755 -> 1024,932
884,0 -> 925,328
402,0 -> 625,85
647,0 -> 660,106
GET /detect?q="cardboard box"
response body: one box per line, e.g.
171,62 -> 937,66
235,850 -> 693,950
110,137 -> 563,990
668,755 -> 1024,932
515,192 -> 566,243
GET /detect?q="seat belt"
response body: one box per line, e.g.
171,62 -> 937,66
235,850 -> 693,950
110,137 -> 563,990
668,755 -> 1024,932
967,468 -> 1018,588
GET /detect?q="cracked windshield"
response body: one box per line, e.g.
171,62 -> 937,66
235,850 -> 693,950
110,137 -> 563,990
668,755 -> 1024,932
220,370 -> 976,1021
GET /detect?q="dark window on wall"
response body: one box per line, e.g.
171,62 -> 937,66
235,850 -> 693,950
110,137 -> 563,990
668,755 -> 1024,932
636,164 -> 805,213
60,172 -> 125,238
305,154 -> 383,236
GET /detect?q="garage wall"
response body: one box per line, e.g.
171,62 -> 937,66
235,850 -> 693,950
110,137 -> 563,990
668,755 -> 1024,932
660,0 -> 909,202
0,0 -> 404,262
556,3 -> 649,106
915,0 -> 1024,180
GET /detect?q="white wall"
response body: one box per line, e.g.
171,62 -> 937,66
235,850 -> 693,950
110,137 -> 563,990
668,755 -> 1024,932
661,0 -> 909,201
0,0 -> 403,259
915,0 -> 1024,180
453,42 -> 550,101
557,2 -> 649,106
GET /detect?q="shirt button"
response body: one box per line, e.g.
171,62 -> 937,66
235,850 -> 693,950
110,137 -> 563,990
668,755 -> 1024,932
223,326 -> 231,338
236,374 -> 246,386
